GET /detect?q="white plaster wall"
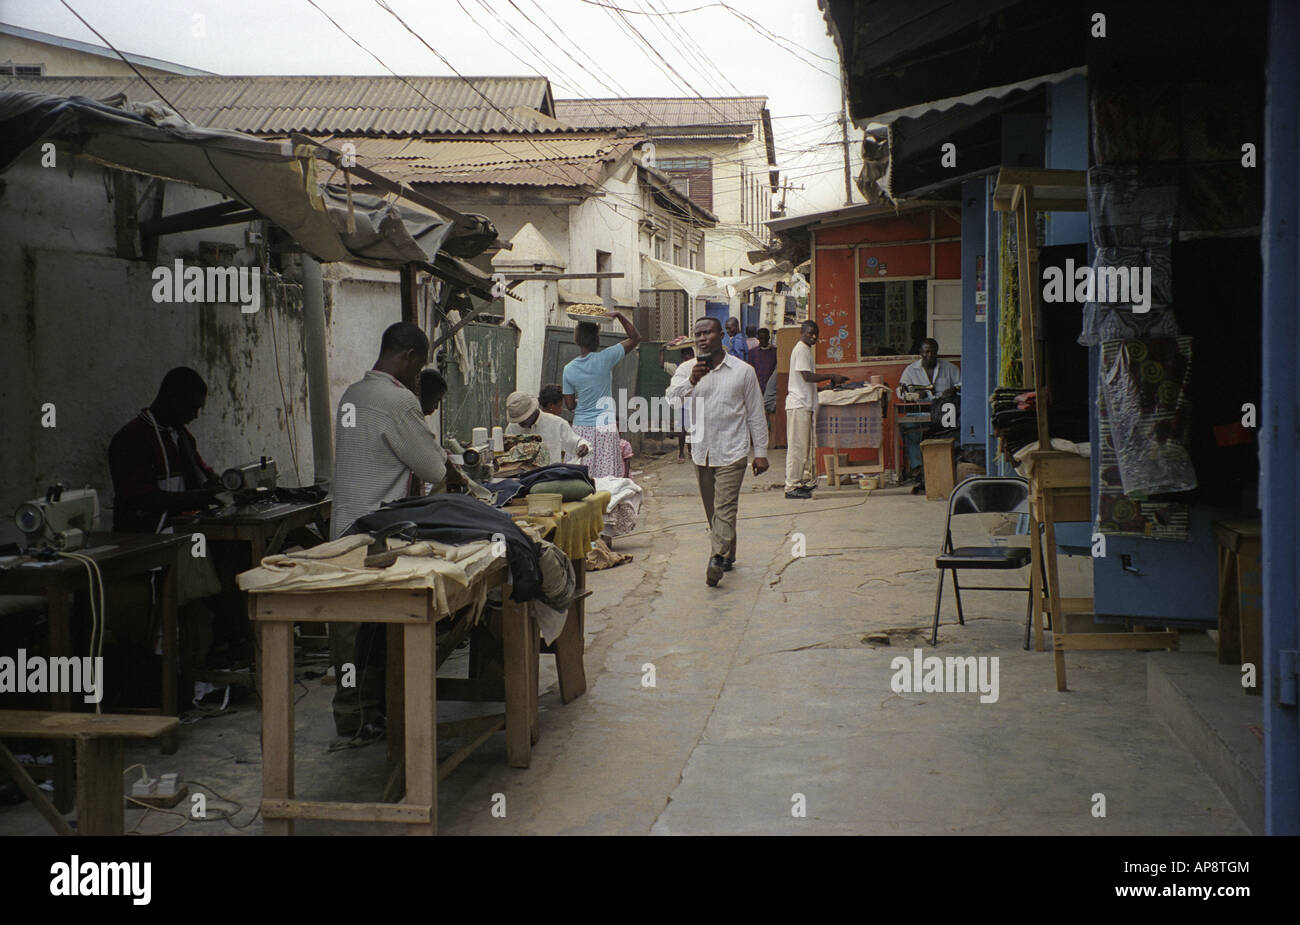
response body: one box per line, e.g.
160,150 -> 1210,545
0,150 -> 313,534
651,134 -> 774,276
0,36 -> 178,76
566,164 -> 643,308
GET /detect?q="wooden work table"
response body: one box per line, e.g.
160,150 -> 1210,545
250,557 -> 534,836
0,532 -> 188,811
1025,450 -> 1179,689
248,491 -> 606,835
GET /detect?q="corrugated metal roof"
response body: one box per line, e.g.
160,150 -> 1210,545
315,134 -> 642,188
0,76 -> 560,134
554,96 -> 768,130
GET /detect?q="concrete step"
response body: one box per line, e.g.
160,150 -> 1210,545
1147,642 -> 1264,834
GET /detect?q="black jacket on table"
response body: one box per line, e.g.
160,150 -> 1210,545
354,494 -> 542,602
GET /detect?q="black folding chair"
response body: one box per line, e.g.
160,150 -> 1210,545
931,476 -> 1033,646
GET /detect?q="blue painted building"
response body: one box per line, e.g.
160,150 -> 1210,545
822,0 -> 1297,833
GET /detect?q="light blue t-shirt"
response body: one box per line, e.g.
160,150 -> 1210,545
563,344 -> 626,427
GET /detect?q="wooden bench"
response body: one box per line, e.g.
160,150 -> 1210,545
0,710 -> 179,835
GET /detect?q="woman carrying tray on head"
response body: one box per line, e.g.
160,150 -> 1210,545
562,311 -> 640,479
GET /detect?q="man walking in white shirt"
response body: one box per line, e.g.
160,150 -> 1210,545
667,317 -> 769,587
785,320 -> 846,499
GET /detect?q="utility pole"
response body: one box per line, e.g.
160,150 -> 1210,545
839,99 -> 854,206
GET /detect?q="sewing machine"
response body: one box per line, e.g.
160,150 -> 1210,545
444,439 -> 494,485
14,486 -> 99,551
221,457 -> 278,492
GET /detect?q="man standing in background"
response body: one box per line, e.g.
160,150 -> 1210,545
785,321 -> 846,500
722,317 -> 748,363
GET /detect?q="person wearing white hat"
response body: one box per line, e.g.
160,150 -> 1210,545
505,390 -> 591,466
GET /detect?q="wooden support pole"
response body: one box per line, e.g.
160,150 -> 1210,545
400,264 -> 419,327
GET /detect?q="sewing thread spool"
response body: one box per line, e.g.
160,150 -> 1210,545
471,426 -> 489,446
491,426 -> 504,452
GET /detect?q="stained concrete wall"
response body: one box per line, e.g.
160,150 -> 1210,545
0,150 -> 314,534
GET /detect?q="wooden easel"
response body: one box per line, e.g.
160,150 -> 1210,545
993,168 -> 1178,690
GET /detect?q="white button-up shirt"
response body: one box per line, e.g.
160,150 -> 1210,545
331,370 -> 448,539
666,354 -> 769,467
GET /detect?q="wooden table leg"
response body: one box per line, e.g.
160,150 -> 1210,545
403,621 -> 436,836
554,558 -> 588,704
385,623 -> 406,799
261,618 -> 295,836
46,588 -> 74,813
502,588 -> 532,769
75,736 -> 123,835
1043,495 -> 1068,691
1216,547 -> 1241,663
159,557 -> 179,754
1030,515 -> 1045,652
528,612 -> 540,746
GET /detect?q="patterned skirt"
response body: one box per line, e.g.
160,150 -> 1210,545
573,425 -> 624,479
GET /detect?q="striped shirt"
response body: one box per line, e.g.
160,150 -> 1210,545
666,353 -> 768,467
331,370 -> 447,539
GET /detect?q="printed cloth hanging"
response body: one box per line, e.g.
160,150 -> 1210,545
1096,336 -> 1194,540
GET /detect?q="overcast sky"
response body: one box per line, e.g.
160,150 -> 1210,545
4,0 -> 866,216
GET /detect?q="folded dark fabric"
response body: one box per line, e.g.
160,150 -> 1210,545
517,463 -> 595,495
355,494 -> 542,602
482,478 -> 524,507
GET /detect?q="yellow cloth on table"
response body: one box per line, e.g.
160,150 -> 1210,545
518,490 -> 610,560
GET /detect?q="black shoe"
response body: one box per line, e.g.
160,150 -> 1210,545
784,487 -> 813,499
723,557 -> 734,572
328,717 -> 387,752
706,555 -> 726,586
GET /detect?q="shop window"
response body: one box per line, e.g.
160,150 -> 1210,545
859,279 -> 929,357
0,64 -> 44,76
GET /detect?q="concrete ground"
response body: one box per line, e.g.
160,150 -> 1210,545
0,449 -> 1247,835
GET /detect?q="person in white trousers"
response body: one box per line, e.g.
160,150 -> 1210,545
784,320 -> 845,499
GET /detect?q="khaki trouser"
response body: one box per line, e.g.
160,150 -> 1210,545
330,622 -> 386,736
694,457 -> 748,560
785,408 -> 817,491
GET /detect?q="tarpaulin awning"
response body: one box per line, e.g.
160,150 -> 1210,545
640,254 -> 793,304
0,89 -> 475,277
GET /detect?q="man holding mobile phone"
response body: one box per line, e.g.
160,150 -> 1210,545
666,316 -> 769,587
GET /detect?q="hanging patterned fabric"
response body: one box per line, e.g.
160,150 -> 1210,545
998,214 -> 1022,388
1096,337 -> 1194,540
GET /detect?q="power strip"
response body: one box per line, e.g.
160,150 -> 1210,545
127,772 -> 188,808
129,784 -> 188,809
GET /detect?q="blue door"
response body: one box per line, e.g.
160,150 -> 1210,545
704,301 -> 729,328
